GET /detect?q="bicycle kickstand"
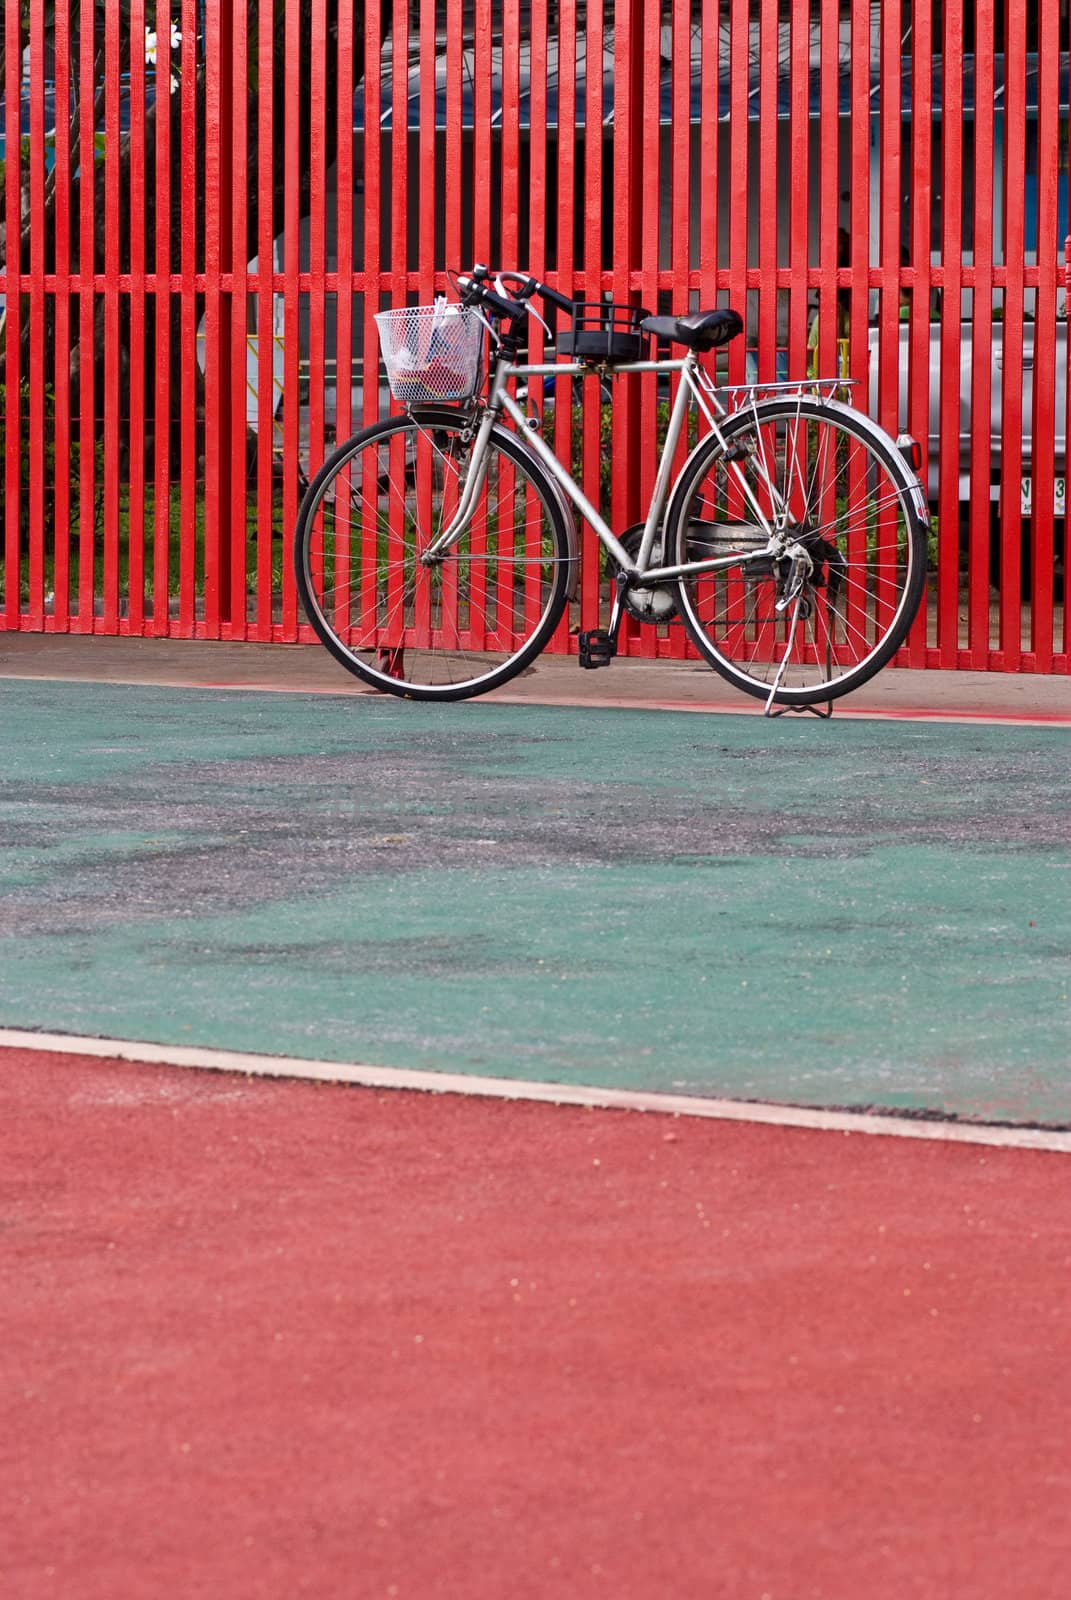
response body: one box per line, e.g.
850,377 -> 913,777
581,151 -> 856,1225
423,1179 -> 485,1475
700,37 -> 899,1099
763,594 -> 834,719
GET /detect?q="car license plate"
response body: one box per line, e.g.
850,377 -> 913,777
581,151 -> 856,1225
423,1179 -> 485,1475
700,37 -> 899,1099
1021,476 -> 1067,515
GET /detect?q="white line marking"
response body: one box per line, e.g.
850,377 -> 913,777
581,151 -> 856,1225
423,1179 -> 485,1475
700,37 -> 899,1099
3,1028 -> 1069,1153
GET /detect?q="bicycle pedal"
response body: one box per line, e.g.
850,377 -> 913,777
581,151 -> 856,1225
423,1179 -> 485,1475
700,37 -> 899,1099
577,629 -> 617,669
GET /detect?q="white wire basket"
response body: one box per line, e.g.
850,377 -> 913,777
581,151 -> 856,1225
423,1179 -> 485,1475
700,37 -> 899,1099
374,301 -> 485,403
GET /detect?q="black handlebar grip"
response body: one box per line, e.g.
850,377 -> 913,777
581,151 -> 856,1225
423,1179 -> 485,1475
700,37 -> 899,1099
538,282 -> 576,316
480,285 -> 527,320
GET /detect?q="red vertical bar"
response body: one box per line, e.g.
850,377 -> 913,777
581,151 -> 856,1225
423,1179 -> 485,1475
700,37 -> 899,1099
667,0 -> 690,496
255,0 -> 276,637
410,1 -> 438,655
556,0 -> 577,302
466,0 -> 493,652
501,0 -> 521,273
1,1 -> 20,626
214,1 -> 232,636
328,0 -> 355,647
698,0 -> 720,313
178,0 -> 199,635
815,0 -> 840,388
936,0 -> 963,668
1064,237 -> 1071,664
648,0 -> 674,658
721,0 -> 756,661
688,0 -> 720,668
606,0 -> 638,656
152,1 -> 173,636
876,0 -> 903,649
670,0 -> 690,317
128,0 -> 148,635
609,3 -> 637,543
26,0 -> 47,629
967,2 -> 994,667
307,0 -> 328,493
1028,0 -> 1060,671
203,0 -> 224,633
528,0 -> 548,289
499,0 -> 523,648
384,0 -> 412,646
847,0 -> 869,386
418,0 -> 436,306
756,0 -> 778,380
335,0 -> 355,443
303,0 -> 327,643
362,0 -> 382,443
281,0 -> 302,636
787,0 -> 810,381
77,0 -> 96,631
727,0 -> 749,385
356,1 -> 381,656
52,0 -> 73,631
528,0 -> 553,649
101,0 -> 121,631
472,0 -> 493,266
906,0 -> 933,666
228,0 -> 250,634
551,0 -> 577,654
443,0 -> 462,291
999,0 -> 1026,670
579,0 -> 604,635
877,1 -> 902,438
390,0 -> 408,293
300,0 -> 326,630
836,0 -> 873,663
646,0 -> 666,652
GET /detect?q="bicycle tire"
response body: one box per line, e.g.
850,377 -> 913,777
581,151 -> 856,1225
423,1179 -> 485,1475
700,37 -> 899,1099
667,395 -> 928,706
294,408 -> 577,701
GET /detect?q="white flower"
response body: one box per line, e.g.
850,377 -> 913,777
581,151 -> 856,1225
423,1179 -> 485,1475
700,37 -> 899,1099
144,23 -> 182,91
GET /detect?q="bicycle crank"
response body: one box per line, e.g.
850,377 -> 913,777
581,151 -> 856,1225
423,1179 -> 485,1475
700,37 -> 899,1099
613,524 -> 679,623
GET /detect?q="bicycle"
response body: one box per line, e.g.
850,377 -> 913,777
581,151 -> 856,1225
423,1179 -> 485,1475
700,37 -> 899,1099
294,266 -> 930,715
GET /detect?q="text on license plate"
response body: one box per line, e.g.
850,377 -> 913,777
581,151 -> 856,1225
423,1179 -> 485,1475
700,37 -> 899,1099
1021,476 -> 1067,515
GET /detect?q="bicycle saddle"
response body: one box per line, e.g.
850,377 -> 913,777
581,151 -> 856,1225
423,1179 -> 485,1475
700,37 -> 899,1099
639,308 -> 744,352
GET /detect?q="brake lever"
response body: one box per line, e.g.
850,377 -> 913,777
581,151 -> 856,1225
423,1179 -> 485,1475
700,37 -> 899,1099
525,301 -> 552,337
493,274 -> 551,337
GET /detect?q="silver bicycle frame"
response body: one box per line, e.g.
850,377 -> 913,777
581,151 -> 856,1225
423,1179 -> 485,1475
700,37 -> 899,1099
424,349 -> 796,579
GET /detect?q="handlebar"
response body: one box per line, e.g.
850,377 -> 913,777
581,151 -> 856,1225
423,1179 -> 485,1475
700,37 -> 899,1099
455,265 -> 576,325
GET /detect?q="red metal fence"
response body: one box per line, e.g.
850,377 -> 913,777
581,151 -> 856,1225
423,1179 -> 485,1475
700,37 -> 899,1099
1,1 -> 1067,672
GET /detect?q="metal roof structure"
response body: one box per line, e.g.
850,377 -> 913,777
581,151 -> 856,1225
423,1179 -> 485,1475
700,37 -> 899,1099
355,26 -> 1069,131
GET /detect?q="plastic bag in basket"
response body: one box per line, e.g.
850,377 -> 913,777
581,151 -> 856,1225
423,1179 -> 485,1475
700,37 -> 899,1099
378,300 -> 482,402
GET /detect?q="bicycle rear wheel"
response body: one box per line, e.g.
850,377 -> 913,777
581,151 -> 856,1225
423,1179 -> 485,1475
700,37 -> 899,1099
669,396 -> 928,706
294,408 -> 576,700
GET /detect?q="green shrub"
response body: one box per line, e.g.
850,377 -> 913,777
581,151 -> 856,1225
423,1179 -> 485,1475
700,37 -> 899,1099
0,382 -> 70,534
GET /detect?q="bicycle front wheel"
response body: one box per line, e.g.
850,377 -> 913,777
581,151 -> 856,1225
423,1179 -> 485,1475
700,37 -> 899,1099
669,396 -> 928,706
294,408 -> 577,700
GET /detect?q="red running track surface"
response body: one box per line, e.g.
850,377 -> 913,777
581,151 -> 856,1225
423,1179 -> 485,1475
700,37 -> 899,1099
3,1046 -> 1070,1599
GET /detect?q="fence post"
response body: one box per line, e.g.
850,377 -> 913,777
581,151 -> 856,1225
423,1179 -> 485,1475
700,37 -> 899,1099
204,0 -> 234,629
611,0 -> 646,655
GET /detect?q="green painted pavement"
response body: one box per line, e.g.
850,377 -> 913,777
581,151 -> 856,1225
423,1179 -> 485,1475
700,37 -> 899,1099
2,679 -> 1068,1125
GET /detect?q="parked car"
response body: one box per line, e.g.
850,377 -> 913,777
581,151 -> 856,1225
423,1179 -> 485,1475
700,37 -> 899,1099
868,315 -> 1067,515
867,315 -> 1066,594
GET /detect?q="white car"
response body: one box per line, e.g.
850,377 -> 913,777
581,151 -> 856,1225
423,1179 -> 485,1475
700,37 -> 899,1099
868,317 -> 1067,520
